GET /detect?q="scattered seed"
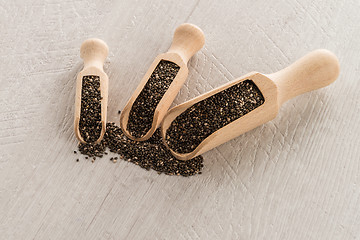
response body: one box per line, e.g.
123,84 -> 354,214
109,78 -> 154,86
74,151 -> 77,154
127,60 -> 180,138
77,122 -> 203,177
165,80 -> 265,153
76,159 -> 79,162
75,62 -> 205,176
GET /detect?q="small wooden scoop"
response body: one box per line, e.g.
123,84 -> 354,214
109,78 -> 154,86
162,49 -> 340,160
74,38 -> 109,144
120,23 -> 205,141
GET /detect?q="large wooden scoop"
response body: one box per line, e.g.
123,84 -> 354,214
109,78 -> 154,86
120,23 -> 205,141
74,38 -> 109,144
161,49 -> 340,160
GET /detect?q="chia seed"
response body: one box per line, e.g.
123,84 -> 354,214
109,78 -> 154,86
77,122 -> 203,177
78,140 -> 105,158
165,80 -> 265,154
127,60 -> 180,138
79,75 -> 102,143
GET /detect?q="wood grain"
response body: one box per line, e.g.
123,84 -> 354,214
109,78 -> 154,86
0,0 -> 359,239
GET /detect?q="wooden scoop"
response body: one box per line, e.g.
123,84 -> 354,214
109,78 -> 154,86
120,23 -> 205,141
74,38 -> 109,144
161,49 -> 340,160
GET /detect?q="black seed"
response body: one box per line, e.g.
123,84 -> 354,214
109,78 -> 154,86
77,122 -> 204,177
118,110 -> 121,114
74,63 -> 206,177
165,80 -> 265,153
74,151 -> 77,154
127,60 -> 180,138
79,75 -> 102,143
76,159 -> 79,162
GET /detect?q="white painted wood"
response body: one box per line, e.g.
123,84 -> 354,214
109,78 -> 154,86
0,0 -> 359,240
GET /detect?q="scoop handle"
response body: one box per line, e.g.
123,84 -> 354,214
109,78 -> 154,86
267,49 -> 340,105
80,38 -> 109,70
167,23 -> 205,63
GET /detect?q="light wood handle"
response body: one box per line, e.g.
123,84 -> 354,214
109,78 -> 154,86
167,23 -> 205,63
80,38 -> 109,70
75,38 -> 109,144
267,49 -> 340,105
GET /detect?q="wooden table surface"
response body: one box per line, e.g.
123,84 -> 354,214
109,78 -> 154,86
1,1 -> 359,239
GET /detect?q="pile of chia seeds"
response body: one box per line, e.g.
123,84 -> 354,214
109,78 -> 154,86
165,80 -> 265,154
79,75 -> 102,143
76,119 -> 203,177
127,60 -> 180,138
